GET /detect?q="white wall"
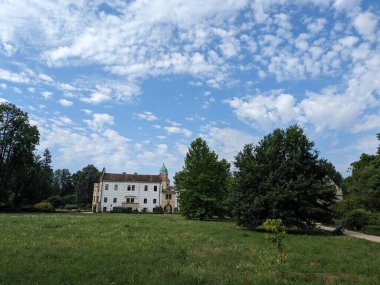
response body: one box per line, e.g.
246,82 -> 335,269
100,181 -> 161,212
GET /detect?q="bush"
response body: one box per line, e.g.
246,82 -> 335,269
362,225 -> 380,236
33,202 -> 55,212
345,209 -> 370,230
64,204 -> 78,210
112,207 -> 132,213
47,195 -> 65,208
153,206 -> 163,214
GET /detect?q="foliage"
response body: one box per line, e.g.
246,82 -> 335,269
64,204 -> 78,210
53,169 -> 74,196
1,214 -> 380,285
72,165 -> 100,208
342,135 -> 380,212
153,205 -> 163,213
112,207 -> 133,213
362,225 -> 380,236
345,209 -> 370,230
263,219 -> 287,263
0,103 -> 40,208
234,125 -> 337,229
32,201 -> 55,212
174,138 -> 230,220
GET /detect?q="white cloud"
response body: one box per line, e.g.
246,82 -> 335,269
0,68 -> 30,83
58,98 -> 73,107
226,93 -> 300,129
202,127 -> 255,161
164,126 -> 192,137
354,11 -> 378,41
84,113 -> 114,132
0,97 -> 8,103
136,111 -> 158,121
0,83 -> 7,89
41,91 -> 53,99
38,73 -> 54,82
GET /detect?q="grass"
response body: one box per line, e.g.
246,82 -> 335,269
0,213 -> 379,285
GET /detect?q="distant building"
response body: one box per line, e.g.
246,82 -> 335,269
92,163 -> 179,213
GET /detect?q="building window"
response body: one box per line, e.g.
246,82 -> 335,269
126,198 -> 130,203
154,185 -> 157,192
103,207 -> 107,212
104,197 -> 108,203
144,198 -> 147,204
143,208 -> 147,213
132,185 -> 135,191
131,198 -> 134,203
166,194 -> 172,200
144,185 -> 148,191
105,184 -> 109,190
113,198 -> 117,203
153,199 -> 157,204
114,184 -> 118,190
127,185 -> 131,191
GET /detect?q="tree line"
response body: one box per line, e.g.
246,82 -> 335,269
175,126 -> 379,229
0,103 -> 100,211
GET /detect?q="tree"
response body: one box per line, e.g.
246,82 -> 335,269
72,165 -> 100,208
234,125 -> 337,228
174,138 -> 230,219
0,103 -> 39,207
53,169 -> 74,196
341,134 -> 380,212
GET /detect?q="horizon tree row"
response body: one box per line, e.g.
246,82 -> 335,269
0,102 -> 100,210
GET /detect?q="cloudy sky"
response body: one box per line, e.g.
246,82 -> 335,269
0,0 -> 379,178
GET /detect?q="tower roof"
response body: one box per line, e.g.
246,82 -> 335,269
159,163 -> 168,175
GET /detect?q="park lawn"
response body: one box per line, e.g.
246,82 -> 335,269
0,214 -> 379,285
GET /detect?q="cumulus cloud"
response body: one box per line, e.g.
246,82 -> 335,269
135,111 -> 158,121
354,11 -> 378,42
0,68 -> 30,83
58,98 -> 73,107
84,113 -> 114,132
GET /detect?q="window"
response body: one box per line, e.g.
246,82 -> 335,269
154,186 -> 157,192
132,185 -> 135,191
114,184 -> 118,190
113,198 -> 117,203
103,207 -> 107,212
143,208 -> 147,213
131,198 -> 134,203
166,194 -> 172,200
93,196 -> 95,202
105,184 -> 109,190
153,199 -> 157,204
126,198 -> 130,203
127,185 -> 131,191
144,185 -> 148,191
144,198 -> 147,204
104,197 -> 108,203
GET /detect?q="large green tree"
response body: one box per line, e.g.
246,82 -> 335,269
174,138 -> 230,219
341,134 -> 380,212
234,125 -> 337,228
53,168 -> 74,196
73,165 -> 100,208
0,103 -> 39,207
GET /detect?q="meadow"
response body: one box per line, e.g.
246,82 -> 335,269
0,213 -> 379,285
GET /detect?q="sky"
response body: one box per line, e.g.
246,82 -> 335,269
0,0 -> 379,179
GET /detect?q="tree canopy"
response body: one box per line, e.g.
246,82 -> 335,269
0,103 -> 40,207
234,125 -> 337,228
174,138 -> 230,219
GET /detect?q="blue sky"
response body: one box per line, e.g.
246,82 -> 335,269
0,0 -> 379,178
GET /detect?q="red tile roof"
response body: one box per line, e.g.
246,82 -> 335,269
102,173 -> 162,183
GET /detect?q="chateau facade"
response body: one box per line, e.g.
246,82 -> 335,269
92,164 -> 178,213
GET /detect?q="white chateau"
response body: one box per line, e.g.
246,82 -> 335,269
92,164 -> 178,213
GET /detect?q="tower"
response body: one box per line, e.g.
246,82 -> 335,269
160,162 -> 169,190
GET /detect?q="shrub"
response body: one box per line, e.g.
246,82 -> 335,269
112,207 -> 132,213
362,225 -> 380,236
153,206 -> 163,214
33,202 -> 55,212
345,209 -> 370,230
47,195 -> 65,208
263,219 -> 287,263
64,204 -> 78,210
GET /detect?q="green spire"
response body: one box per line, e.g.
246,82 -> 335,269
160,163 -> 168,175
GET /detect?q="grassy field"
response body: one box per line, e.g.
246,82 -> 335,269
0,214 -> 379,285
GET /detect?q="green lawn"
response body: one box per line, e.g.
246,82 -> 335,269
0,213 -> 379,285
